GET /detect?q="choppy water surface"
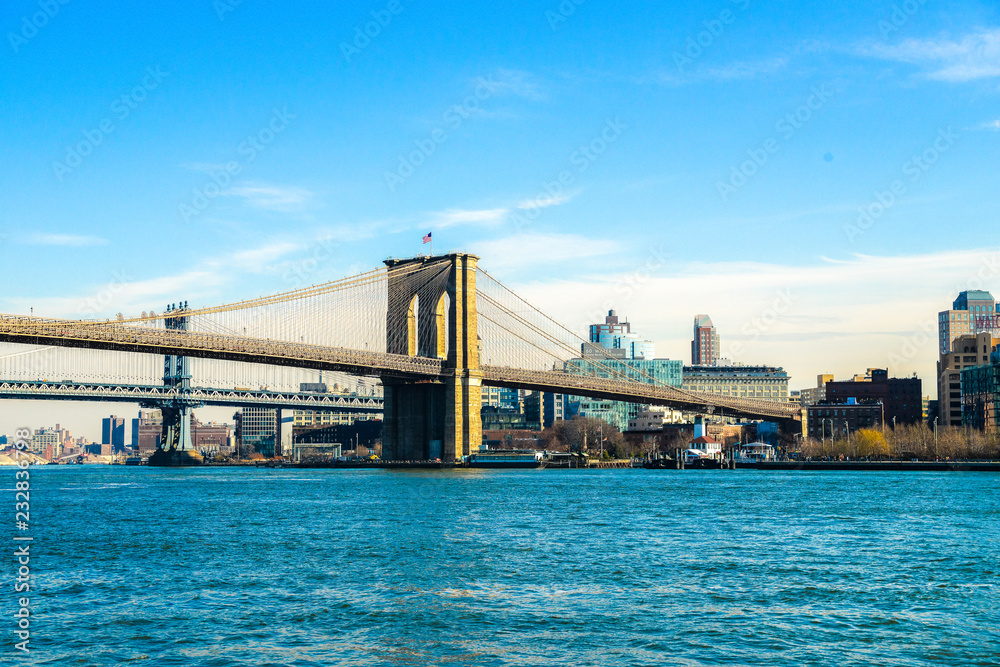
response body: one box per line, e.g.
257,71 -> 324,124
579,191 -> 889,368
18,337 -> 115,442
7,467 -> 999,666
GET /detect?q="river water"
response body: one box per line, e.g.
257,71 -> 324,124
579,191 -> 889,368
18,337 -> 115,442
6,467 -> 999,666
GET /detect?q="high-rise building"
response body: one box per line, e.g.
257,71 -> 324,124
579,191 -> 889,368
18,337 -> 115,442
937,333 -> 996,426
938,290 -> 998,354
568,356 -> 684,431
588,310 -> 655,360
692,314 -> 720,365
102,416 -> 126,452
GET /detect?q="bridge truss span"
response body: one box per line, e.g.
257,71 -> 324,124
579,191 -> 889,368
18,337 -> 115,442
0,380 -> 384,412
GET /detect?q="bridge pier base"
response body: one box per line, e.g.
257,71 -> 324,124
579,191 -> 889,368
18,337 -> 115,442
148,448 -> 203,466
148,404 -> 204,466
382,374 -> 482,461
382,382 -> 446,461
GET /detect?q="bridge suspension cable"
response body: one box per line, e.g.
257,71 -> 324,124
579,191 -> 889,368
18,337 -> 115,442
0,255 -> 799,420
475,267 -> 795,414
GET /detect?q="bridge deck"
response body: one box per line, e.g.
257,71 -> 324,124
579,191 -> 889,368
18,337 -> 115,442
0,316 -> 801,422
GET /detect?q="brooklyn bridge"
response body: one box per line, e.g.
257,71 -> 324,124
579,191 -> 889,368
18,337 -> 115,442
0,253 -> 802,462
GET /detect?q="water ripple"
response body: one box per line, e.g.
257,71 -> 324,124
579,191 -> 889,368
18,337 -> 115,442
6,467 -> 999,666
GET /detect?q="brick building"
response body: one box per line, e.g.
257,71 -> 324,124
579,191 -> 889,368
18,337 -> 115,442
825,369 -> 921,426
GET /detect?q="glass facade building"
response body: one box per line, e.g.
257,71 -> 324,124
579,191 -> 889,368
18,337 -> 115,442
240,407 -> 278,458
566,357 -> 684,432
961,348 -> 1000,433
588,310 -> 655,360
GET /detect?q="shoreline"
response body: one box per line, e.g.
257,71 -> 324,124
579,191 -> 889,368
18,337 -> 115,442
14,459 -> 1000,472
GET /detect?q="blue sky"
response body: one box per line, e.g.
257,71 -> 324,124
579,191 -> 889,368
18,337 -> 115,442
2,1 -> 1000,436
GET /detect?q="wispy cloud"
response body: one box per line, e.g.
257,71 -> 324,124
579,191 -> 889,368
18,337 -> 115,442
218,242 -> 306,274
974,119 -> 1000,131
222,184 -> 313,211
181,162 -> 233,173
24,234 -> 108,247
428,208 -> 510,229
482,68 -> 546,100
641,56 -> 790,86
699,56 -> 791,81
2,270 -> 224,318
861,29 -> 1000,82
424,188 -> 579,231
2,240 -> 310,318
476,233 -> 621,271
516,190 -> 581,210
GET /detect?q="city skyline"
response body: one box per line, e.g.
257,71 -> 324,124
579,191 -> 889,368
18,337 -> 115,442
2,273 -> 999,440
2,1 -> 1000,435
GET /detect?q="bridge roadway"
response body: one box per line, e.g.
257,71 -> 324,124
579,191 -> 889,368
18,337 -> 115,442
481,366 -> 801,422
0,380 -> 384,412
0,315 -> 802,422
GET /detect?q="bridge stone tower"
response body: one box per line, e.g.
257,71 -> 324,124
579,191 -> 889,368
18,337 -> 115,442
381,253 -> 482,461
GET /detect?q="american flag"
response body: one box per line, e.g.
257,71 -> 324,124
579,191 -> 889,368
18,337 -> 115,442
422,232 -> 432,244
